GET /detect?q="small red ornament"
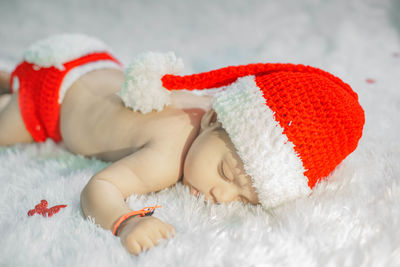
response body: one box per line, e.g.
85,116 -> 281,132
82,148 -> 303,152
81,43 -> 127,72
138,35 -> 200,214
46,204 -> 68,217
28,199 -> 67,217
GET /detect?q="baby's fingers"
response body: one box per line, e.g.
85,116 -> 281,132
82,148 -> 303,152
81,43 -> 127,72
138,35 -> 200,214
126,240 -> 142,255
160,223 -> 176,238
140,235 -> 157,252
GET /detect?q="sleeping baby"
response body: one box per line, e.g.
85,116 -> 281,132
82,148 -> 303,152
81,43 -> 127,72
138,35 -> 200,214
0,34 -> 365,255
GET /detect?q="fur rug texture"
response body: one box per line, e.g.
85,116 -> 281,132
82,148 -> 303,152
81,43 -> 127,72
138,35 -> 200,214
0,0 -> 400,266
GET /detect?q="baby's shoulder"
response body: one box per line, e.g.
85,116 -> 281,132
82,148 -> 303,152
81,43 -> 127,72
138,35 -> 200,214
142,105 -> 205,172
146,106 -> 202,147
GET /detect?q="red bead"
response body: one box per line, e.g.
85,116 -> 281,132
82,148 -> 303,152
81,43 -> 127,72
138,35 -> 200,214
366,78 -> 375,84
27,209 -> 36,216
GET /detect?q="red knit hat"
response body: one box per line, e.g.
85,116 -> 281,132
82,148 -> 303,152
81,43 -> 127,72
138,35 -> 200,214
118,52 -> 365,209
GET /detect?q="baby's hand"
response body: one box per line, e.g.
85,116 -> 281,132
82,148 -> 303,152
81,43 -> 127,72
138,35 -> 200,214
118,216 -> 176,255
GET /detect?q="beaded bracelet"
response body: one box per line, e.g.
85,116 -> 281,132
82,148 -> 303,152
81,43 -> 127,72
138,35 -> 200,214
112,205 -> 162,236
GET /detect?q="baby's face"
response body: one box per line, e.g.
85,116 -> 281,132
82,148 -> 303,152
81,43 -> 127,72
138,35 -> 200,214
182,110 -> 259,205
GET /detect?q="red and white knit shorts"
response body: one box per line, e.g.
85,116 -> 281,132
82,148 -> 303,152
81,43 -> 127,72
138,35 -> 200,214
9,35 -> 122,142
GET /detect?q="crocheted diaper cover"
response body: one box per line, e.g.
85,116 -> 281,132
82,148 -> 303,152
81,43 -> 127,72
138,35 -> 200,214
10,34 -> 122,142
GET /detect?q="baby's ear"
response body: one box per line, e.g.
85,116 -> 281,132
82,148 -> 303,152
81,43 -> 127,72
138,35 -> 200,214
200,109 -> 218,131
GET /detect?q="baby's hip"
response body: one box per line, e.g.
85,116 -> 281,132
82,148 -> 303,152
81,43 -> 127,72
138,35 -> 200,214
9,56 -> 122,142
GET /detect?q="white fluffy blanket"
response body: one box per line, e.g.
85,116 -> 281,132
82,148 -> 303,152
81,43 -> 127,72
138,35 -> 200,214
1,0 -> 400,266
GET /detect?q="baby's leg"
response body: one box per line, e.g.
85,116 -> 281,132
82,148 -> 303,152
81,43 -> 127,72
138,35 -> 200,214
0,70 -> 11,95
0,70 -> 11,110
0,94 -> 11,111
0,92 -> 33,146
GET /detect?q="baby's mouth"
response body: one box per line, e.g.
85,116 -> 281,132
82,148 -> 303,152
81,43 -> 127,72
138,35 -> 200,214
182,178 -> 200,197
189,185 -> 200,197
187,184 -> 216,203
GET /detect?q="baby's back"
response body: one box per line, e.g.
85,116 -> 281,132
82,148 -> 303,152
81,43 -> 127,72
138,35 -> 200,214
60,68 -> 211,165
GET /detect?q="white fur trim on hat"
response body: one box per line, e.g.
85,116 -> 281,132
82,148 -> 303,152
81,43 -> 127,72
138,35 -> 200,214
24,33 -> 112,70
117,52 -> 183,114
211,76 -> 311,209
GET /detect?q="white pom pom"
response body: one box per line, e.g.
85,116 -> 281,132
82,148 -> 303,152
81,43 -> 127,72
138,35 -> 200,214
117,52 -> 184,114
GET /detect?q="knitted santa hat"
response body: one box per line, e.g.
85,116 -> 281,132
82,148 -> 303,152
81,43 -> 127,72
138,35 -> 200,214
118,52 -> 365,209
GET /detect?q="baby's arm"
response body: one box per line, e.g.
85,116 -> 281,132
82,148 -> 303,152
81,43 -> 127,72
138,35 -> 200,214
80,144 -> 180,255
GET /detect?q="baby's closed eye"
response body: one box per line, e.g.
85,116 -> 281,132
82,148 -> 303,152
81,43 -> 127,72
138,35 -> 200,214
219,161 -> 234,182
220,160 -> 249,187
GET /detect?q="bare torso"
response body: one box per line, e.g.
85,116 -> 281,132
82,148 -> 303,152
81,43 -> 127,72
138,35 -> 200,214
60,68 -> 212,168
